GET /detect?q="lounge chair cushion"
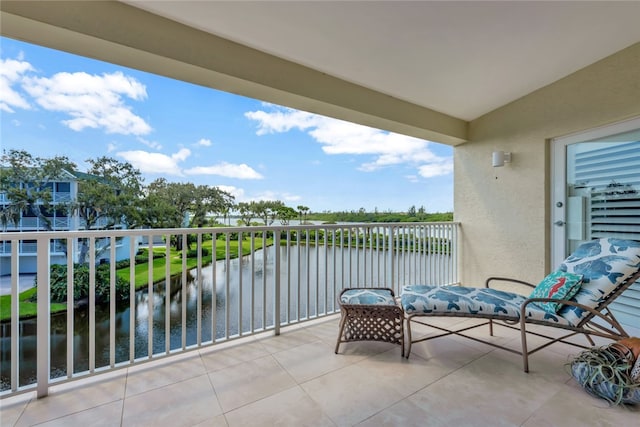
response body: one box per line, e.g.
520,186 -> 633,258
401,285 -> 572,326
528,271 -> 583,314
558,238 -> 640,325
340,288 -> 396,305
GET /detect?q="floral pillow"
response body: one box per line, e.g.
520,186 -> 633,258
529,271 -> 583,314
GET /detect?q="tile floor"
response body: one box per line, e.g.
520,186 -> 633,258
1,315 -> 638,426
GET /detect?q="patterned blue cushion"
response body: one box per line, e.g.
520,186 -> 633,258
340,289 -> 396,305
558,238 -> 640,325
401,285 -> 571,326
529,271 -> 583,314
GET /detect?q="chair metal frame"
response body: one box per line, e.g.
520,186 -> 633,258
405,269 -> 640,372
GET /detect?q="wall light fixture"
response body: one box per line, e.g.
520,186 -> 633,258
492,151 -> 512,167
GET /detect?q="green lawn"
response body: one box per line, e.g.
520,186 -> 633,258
0,237 -> 273,321
0,287 -> 67,321
118,237 -> 271,289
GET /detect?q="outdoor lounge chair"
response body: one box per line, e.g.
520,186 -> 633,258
401,237 -> 640,372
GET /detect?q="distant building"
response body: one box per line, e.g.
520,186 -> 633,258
1,169 -> 137,274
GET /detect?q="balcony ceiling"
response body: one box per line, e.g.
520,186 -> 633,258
2,1 -> 640,145
123,0 -> 640,122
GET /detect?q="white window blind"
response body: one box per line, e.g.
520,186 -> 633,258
574,140 -> 640,327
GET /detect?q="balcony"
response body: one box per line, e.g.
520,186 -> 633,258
2,223 -> 639,425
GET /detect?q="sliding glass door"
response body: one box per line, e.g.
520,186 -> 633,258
552,117 -> 640,327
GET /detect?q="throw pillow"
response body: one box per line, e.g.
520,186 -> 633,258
529,271 -> 583,314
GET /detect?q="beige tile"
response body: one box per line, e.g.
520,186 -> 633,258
192,415 -> 229,427
307,320 -> 343,346
0,392 -> 34,427
335,339 -> 400,359
122,374 -> 221,427
36,400 -> 123,427
273,340 -> 358,383
406,351 -> 567,426
357,347 -> 455,396
255,329 -> 321,354
355,398 -> 432,427
408,335 -> 493,370
208,355 -> 296,412
124,353 -> 206,397
301,361 -> 409,426
522,381 -> 639,427
199,340 -> 270,373
225,386 -> 335,427
14,372 -> 126,427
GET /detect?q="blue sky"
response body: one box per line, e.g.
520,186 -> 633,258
0,36 -> 453,213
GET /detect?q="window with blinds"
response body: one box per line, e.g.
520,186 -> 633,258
574,140 -> 640,327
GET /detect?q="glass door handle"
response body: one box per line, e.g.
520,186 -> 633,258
554,220 -> 565,226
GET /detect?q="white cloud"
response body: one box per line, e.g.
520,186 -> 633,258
184,162 -> 263,179
280,192 -> 302,202
116,148 -> 190,175
0,57 -> 34,113
245,108 -> 319,135
22,70 -> 152,135
214,186 -> 300,205
249,190 -> 300,203
197,138 -> 212,147
216,185 -> 245,200
172,148 -> 191,162
137,137 -> 162,150
417,159 -> 454,178
245,105 -> 452,178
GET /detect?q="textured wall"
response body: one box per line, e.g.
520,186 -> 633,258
456,42 -> 640,286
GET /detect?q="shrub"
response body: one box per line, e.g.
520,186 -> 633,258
49,263 -> 130,304
186,247 -> 209,258
115,259 -> 130,269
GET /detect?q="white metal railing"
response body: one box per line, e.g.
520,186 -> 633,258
53,192 -> 72,203
0,222 -> 460,398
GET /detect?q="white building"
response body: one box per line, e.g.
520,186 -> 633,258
0,170 -> 136,274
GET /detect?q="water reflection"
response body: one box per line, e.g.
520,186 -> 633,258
1,245 -> 448,389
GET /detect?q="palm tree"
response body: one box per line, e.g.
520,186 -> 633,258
297,205 -> 310,224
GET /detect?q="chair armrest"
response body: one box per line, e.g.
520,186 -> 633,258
485,276 -> 536,289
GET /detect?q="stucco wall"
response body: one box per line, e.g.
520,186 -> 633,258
455,42 -> 640,287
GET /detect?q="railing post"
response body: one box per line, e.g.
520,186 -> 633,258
274,228 -> 281,336
11,240 -> 19,393
389,226 -> 396,294
36,235 -> 51,398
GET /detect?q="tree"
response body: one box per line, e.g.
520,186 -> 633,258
142,179 -> 235,248
70,157 -> 145,264
408,205 -> 416,216
190,185 -> 234,228
417,205 -> 426,220
236,202 -> 255,226
74,157 -> 144,230
1,149 -> 76,231
141,178 -> 188,228
276,205 -> 297,225
297,205 -> 310,223
252,200 -> 284,226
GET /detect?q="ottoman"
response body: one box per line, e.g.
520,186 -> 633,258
334,287 -> 404,356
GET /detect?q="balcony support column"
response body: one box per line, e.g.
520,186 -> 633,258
36,235 -> 51,398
